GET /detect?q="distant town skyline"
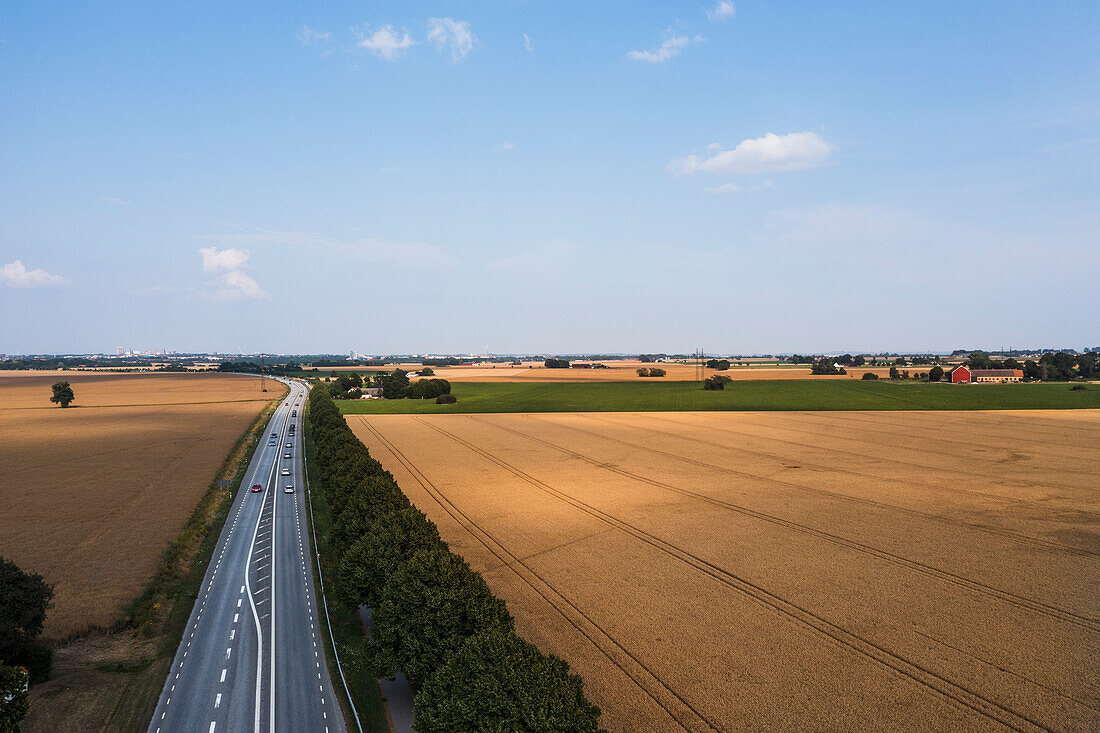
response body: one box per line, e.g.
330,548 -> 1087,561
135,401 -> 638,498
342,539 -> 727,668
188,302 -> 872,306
2,1 -> 1098,353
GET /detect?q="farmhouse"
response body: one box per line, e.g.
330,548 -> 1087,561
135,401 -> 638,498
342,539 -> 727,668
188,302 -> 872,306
948,366 -> 1024,383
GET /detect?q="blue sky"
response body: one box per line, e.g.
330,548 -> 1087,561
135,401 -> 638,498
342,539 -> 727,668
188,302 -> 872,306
2,1 -> 1097,355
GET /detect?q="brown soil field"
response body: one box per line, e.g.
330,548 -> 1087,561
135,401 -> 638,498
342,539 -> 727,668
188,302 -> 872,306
348,410 -> 1100,732
0,372 -> 281,640
317,361 -> 905,382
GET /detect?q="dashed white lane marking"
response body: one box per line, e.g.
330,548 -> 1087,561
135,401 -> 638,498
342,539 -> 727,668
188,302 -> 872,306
233,613 -> 239,623
220,668 -> 227,682
209,722 -> 217,733
230,629 -> 235,640
214,693 -> 222,708
237,598 -> 242,608
226,647 -> 232,660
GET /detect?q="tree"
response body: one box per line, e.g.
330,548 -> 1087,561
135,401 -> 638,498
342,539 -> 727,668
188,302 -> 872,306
965,352 -> 993,370
435,394 -> 457,404
1023,359 -> 1042,380
369,548 -> 514,690
1002,358 -> 1021,371
705,359 -> 730,371
380,369 -> 410,399
337,506 -> 444,609
810,360 -> 844,376
853,355 -> 866,367
861,372 -> 878,380
414,629 -> 602,733
408,379 -> 451,400
49,381 -> 74,408
889,366 -> 900,379
419,367 -> 435,376
0,665 -> 29,733
703,375 -> 732,390
0,557 -> 53,682
636,368 -> 649,377
928,365 -> 944,382
648,367 -> 666,377
544,358 -> 570,369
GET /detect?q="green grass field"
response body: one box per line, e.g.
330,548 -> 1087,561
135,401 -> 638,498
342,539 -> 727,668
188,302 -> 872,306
334,380 -> 1100,414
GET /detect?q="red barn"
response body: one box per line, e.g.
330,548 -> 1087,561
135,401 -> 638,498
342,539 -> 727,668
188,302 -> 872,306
948,365 -> 972,383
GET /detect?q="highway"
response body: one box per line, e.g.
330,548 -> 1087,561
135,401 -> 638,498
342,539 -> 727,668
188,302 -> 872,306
147,379 -> 346,733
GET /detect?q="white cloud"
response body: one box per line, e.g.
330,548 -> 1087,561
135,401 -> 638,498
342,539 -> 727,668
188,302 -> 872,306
523,33 -> 533,52
427,18 -> 476,62
494,142 -> 516,152
706,180 -> 775,194
298,26 -> 332,45
628,32 -> 703,63
357,25 -> 416,60
0,260 -> 68,288
670,132 -> 834,176
706,1 -> 735,21
197,247 -> 267,301
199,246 -> 250,273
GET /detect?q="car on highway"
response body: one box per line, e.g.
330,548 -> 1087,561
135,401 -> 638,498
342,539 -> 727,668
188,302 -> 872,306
268,441 -> 276,447
281,467 -> 290,476
283,452 -> 291,459
251,483 -> 263,493
284,485 -> 294,494
285,442 -> 292,448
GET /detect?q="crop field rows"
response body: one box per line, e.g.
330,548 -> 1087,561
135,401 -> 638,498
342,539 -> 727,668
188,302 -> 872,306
0,372 -> 278,640
347,410 -> 1100,732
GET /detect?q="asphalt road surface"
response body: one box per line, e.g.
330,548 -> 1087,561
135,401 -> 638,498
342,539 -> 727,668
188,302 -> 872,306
148,379 -> 346,733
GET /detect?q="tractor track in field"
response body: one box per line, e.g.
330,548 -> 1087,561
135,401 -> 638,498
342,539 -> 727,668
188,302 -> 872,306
355,417 -> 723,733
468,415 -> 1100,635
649,412 -> 1100,520
574,412 -> 1100,555
411,416 -> 1060,733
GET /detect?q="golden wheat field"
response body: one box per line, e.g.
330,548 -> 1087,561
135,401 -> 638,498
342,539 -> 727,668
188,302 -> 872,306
0,372 -> 281,640
348,410 -> 1100,732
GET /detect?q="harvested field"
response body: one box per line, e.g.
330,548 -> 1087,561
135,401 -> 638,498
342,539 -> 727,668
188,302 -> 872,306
348,410 -> 1100,732
0,372 -> 281,640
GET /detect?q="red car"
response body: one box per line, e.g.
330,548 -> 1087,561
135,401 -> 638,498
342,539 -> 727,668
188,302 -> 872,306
251,483 -> 263,493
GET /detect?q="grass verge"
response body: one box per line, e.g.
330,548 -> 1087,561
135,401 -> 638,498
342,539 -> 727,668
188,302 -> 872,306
336,380 -> 1100,414
303,398 -> 390,733
23,381 -> 289,733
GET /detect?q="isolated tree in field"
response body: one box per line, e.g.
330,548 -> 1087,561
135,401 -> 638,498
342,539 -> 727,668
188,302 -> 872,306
889,366 -> 900,379
928,365 -> 944,382
0,664 -> 30,732
414,628 -> 602,733
703,375 -> 732,390
0,557 -> 53,682
419,367 -> 435,376
861,372 -> 878,380
49,381 -> 74,408
369,548 -> 514,690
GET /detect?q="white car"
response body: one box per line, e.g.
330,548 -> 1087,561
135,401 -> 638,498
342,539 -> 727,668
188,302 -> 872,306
284,485 -> 294,493
281,467 -> 290,476
285,443 -> 292,448
283,452 -> 291,459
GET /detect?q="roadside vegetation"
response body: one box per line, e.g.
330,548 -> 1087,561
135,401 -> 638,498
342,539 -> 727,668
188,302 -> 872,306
308,385 -> 604,731
335,379 -> 1100,414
